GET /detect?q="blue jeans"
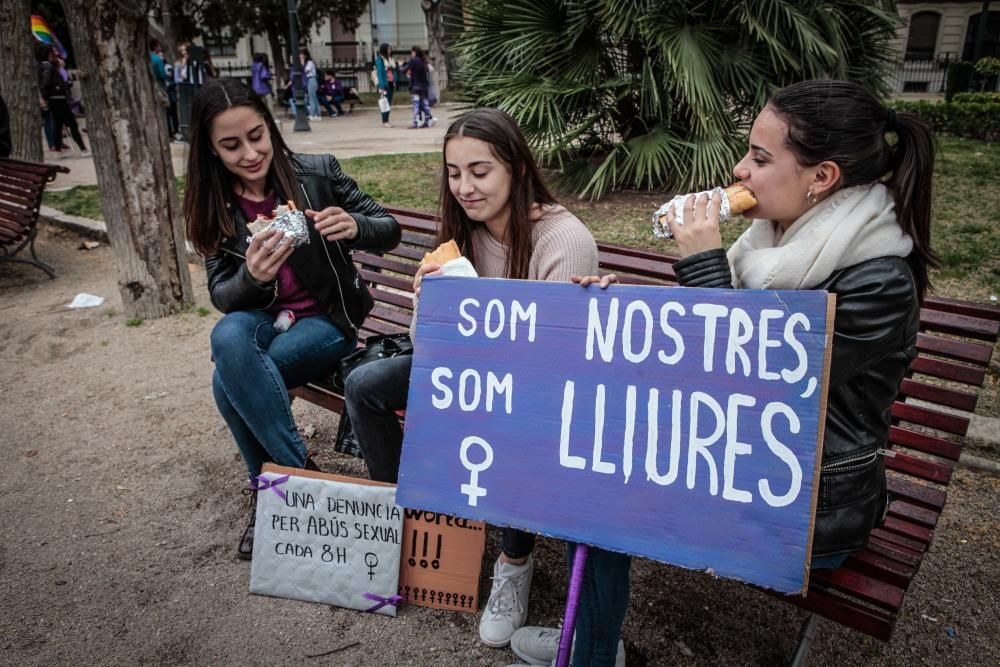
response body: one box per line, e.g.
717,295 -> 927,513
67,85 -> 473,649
568,544 -> 631,667
306,76 -> 320,117
410,93 -> 432,127
211,310 -> 354,478
344,354 -> 536,558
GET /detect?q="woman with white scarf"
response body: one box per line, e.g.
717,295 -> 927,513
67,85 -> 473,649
510,80 -> 938,667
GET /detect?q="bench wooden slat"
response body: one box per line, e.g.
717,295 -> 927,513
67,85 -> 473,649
0,181 -> 43,208
880,515 -> 934,545
916,332 -> 995,366
387,245 -> 428,263
358,268 -> 414,292
360,318 -> 408,336
596,251 -> 677,282
845,550 -> 915,590
888,499 -> 941,528
908,356 -> 986,386
869,527 -> 927,553
885,451 -> 953,484
289,385 -> 344,413
810,566 -> 905,611
354,251 -> 419,277
785,586 -> 894,642
401,229 -> 438,248
899,378 -> 978,412
918,308 -> 1000,341
370,287 -> 416,311
890,402 -> 969,437
886,475 -> 946,510
369,305 -> 416,329
865,534 -> 924,568
889,425 -> 963,460
923,295 -> 1000,322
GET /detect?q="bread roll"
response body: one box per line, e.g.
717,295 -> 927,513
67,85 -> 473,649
723,184 -> 757,214
421,239 -> 462,266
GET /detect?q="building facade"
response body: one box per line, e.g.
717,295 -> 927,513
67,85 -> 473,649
892,1 -> 999,93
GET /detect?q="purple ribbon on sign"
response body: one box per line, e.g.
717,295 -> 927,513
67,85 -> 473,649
362,592 -> 404,613
251,474 -> 290,500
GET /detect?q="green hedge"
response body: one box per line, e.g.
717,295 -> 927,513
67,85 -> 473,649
891,100 -> 1000,141
952,92 -> 1000,104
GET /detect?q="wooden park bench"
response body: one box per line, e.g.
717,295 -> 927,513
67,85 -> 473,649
0,157 -> 70,278
291,204 -> 1000,661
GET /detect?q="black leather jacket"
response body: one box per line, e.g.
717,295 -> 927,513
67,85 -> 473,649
205,154 -> 401,337
674,249 -> 918,557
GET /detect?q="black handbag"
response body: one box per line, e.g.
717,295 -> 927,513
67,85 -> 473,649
333,333 -> 413,457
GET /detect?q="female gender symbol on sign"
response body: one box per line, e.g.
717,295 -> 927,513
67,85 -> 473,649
459,436 -> 493,506
364,552 -> 379,580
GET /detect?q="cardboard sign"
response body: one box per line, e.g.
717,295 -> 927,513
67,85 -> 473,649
398,509 -> 486,612
249,465 -> 403,615
397,278 -> 834,594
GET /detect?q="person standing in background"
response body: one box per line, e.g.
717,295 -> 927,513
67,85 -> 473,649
38,44 -> 86,155
300,48 -> 320,121
251,53 -> 274,112
373,43 -> 397,128
403,46 -> 434,129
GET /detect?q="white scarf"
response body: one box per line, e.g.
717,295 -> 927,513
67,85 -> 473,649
727,183 -> 913,290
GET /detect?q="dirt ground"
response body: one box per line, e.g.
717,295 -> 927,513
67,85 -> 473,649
1,227 -> 998,666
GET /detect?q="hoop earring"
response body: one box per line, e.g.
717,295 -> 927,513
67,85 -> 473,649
806,190 -> 817,206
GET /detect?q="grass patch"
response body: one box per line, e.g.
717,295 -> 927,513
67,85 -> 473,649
41,139 -> 999,300
340,153 -> 441,211
196,307 -> 211,317
125,317 -> 143,327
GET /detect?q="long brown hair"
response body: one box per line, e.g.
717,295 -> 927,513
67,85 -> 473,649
184,79 -> 299,256
768,80 -> 939,301
438,108 -> 556,279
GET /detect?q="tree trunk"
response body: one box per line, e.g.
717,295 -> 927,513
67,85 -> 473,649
59,0 -> 193,319
0,0 -> 43,161
421,0 -> 448,91
267,25 -> 289,86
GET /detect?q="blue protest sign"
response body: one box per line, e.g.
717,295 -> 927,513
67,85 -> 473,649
397,277 -> 833,594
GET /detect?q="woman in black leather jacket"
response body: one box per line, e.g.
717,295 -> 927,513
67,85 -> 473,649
538,81 -> 939,667
183,79 -> 400,559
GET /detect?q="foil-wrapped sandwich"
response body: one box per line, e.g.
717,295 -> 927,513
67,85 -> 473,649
652,184 -> 757,239
246,201 -> 311,249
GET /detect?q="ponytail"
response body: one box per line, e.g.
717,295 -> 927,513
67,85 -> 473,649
885,111 -> 939,302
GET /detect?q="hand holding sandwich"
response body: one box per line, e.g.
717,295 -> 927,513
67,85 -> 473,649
664,190 -> 724,258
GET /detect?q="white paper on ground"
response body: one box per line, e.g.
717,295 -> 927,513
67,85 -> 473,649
67,293 -> 105,308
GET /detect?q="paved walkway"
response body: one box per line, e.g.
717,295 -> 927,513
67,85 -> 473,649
46,102 -> 466,190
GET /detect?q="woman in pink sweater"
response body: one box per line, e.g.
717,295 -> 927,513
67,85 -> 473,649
345,108 -> 600,649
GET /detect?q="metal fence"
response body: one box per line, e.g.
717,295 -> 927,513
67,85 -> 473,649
890,54 -> 956,94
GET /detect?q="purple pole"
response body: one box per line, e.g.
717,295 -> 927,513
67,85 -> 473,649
556,543 -> 589,667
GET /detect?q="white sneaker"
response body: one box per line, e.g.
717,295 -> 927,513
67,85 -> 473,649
510,626 -> 626,666
479,556 -> 533,647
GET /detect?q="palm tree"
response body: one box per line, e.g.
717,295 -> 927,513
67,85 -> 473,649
456,0 -> 900,198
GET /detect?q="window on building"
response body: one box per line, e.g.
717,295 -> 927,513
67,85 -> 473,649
906,11 -> 940,61
204,32 -> 237,58
963,11 -> 1000,61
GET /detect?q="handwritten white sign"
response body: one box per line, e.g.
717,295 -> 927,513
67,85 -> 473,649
249,466 -> 404,616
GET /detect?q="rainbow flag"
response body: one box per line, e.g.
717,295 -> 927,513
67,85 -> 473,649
31,15 -> 67,60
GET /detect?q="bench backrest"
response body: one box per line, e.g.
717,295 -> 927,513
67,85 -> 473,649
0,158 -> 69,248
